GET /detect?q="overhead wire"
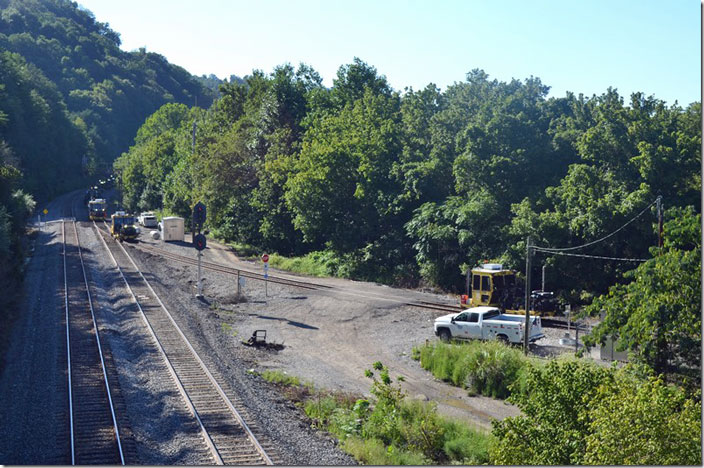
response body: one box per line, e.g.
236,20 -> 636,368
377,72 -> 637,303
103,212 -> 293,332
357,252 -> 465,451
533,197 -> 660,253
532,247 -> 649,262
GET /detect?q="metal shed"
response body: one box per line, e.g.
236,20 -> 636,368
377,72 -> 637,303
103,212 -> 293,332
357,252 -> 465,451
161,216 -> 185,242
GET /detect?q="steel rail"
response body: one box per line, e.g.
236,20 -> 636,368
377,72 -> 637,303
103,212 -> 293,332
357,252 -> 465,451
71,220 -> 125,465
62,221 -> 75,465
94,221 -> 223,465
97,222 -> 469,315
126,239 -> 464,315
62,217 -> 124,465
102,223 -> 274,465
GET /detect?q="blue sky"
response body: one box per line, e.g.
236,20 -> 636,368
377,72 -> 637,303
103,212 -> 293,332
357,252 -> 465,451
77,0 -> 700,105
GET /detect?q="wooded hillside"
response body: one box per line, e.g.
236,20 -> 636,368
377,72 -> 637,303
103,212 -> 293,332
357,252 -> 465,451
0,0 -> 216,307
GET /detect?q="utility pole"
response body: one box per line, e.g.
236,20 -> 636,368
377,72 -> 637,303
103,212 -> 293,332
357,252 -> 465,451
523,236 -> 532,355
656,195 -> 663,250
541,264 -> 546,292
192,120 -> 197,155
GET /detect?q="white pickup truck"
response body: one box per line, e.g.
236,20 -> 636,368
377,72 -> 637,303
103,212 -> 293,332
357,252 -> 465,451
139,212 -> 158,228
434,306 -> 544,344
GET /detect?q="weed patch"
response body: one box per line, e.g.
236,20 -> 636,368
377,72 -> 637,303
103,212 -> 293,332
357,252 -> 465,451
259,362 -> 493,465
417,340 -> 538,399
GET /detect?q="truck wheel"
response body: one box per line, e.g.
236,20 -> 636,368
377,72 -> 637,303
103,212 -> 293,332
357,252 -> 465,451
438,329 -> 451,342
496,334 -> 509,344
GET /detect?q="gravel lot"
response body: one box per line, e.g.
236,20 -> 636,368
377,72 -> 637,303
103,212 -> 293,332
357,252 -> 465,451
125,220 -> 600,432
0,189 -> 602,465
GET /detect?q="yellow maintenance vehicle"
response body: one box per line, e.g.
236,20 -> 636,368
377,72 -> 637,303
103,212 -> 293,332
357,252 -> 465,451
88,198 -> 107,221
110,211 -> 138,242
459,263 -> 558,315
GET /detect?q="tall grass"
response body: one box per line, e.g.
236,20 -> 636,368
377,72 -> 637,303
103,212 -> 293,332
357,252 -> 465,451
272,365 -> 494,465
418,340 -> 536,399
268,252 -> 331,277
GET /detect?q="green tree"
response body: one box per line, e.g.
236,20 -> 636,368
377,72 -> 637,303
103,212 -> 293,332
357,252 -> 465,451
490,360 -> 702,465
490,359 -> 612,465
285,87 -> 402,252
584,374 -> 701,465
583,206 -> 701,379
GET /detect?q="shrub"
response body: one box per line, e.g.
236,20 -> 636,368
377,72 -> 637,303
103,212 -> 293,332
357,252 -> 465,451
260,370 -> 300,387
442,419 -> 492,465
488,359 -> 703,466
295,362 -> 494,465
342,436 -> 429,465
419,340 -> 532,399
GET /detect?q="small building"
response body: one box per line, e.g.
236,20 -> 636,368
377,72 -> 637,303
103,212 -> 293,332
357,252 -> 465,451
161,217 -> 185,242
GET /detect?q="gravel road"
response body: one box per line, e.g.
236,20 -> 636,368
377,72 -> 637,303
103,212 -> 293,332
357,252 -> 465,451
0,189 -> 599,465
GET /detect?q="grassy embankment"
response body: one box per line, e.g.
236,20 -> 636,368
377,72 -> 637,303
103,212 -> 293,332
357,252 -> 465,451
257,365 -> 493,465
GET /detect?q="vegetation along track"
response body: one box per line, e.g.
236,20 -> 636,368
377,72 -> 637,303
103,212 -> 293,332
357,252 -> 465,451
99,224 -> 573,329
111,232 -> 465,315
94,221 -> 278,465
62,220 -> 125,464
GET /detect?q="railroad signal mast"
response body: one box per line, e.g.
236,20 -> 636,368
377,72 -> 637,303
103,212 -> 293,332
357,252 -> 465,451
193,202 -> 207,298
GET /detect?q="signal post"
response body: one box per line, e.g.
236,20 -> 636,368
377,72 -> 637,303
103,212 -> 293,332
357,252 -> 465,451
193,202 -> 207,298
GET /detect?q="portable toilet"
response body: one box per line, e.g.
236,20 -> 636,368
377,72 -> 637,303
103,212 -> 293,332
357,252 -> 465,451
161,216 -> 185,242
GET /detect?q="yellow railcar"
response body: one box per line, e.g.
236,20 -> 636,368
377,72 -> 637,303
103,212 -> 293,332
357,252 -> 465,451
110,212 -> 138,242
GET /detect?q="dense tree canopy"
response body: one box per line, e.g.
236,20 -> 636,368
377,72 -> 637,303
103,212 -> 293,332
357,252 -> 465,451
0,0 -> 218,321
0,0 -> 216,177
490,360 -> 701,465
116,59 -> 700,299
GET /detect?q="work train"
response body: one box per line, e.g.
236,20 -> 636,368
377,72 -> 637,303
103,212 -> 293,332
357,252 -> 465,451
459,263 -> 559,316
88,198 -> 107,221
110,211 -> 138,242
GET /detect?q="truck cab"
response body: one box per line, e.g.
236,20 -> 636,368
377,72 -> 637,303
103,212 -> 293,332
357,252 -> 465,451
139,212 -> 158,228
111,211 -> 138,242
88,198 -> 107,221
460,263 -> 558,314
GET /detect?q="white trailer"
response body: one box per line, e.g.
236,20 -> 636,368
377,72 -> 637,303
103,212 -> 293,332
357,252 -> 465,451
160,216 -> 184,242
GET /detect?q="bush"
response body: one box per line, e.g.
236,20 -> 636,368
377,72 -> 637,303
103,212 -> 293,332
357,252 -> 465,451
342,436 -> 429,465
419,340 -> 534,399
268,251 -> 332,277
260,370 -> 300,387
300,361 -> 494,465
442,419 -> 492,465
489,360 -> 701,466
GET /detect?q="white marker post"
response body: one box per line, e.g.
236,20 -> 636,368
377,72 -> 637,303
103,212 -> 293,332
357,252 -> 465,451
262,254 -> 269,297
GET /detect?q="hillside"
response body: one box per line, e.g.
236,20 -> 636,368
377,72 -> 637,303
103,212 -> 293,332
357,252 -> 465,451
0,0 -> 219,315
0,0 -> 218,178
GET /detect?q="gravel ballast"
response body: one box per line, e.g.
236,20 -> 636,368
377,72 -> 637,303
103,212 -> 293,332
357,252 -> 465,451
0,189 -> 603,465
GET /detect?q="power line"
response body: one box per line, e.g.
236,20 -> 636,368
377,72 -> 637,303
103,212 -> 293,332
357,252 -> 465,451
534,197 -> 660,253
533,247 -> 649,262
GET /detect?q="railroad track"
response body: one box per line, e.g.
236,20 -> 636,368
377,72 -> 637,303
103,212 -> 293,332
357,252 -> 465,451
98,225 -> 581,326
137,242 -> 464,314
99,228 -> 465,315
540,317 -> 590,331
94,221 -> 278,465
62,220 -> 125,465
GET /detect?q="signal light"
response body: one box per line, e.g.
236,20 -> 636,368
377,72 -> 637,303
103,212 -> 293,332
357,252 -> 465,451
194,233 -> 207,251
